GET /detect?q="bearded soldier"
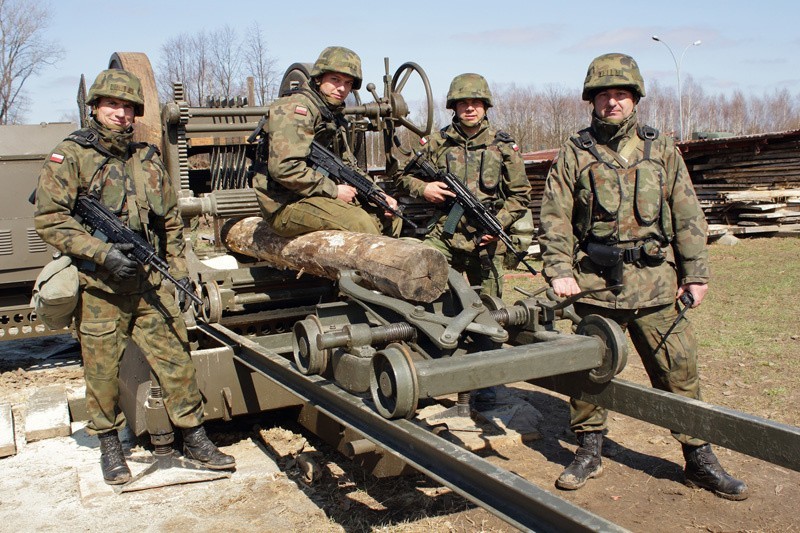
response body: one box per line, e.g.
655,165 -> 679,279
253,46 -> 399,237
538,53 -> 747,500
34,69 -> 235,484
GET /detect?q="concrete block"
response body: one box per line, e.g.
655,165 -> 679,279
25,385 -> 71,442
0,403 -> 16,457
67,385 -> 88,423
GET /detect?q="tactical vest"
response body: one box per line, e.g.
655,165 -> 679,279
434,128 -> 515,197
570,125 -> 674,245
66,128 -> 162,242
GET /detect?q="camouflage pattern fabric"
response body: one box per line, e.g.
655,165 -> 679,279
569,301 -> 705,446
582,53 -> 646,101
35,122 -> 188,292
87,69 -> 145,116
539,107 -> 709,445
539,111 -> 709,309
446,73 -> 493,109
253,82 -> 389,237
309,46 -> 363,90
77,284 -> 203,434
399,118 -> 532,297
34,118 -> 202,434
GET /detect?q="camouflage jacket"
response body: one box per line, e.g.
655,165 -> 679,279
254,83 -> 360,219
34,120 -> 187,295
399,119 -> 532,253
539,111 -> 709,309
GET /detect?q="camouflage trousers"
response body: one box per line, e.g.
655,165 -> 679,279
76,285 -> 204,435
423,236 -> 504,298
569,301 -> 705,446
269,197 -> 400,238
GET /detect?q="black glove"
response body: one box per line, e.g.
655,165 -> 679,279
104,243 -> 137,280
175,277 -> 195,312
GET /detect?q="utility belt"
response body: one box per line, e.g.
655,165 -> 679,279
582,239 -> 666,291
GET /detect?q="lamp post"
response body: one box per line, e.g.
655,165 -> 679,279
652,36 -> 702,140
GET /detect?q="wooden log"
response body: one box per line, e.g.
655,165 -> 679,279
221,217 -> 449,303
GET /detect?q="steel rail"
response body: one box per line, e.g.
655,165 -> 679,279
201,322 -> 628,533
535,376 -> 800,472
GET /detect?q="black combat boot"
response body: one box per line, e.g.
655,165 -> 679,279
683,443 -> 748,500
182,425 -> 236,470
98,431 -> 131,485
556,431 -> 604,490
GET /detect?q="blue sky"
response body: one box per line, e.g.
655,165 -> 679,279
22,0 -> 800,124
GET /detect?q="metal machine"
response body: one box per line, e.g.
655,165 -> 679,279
3,51 -> 799,531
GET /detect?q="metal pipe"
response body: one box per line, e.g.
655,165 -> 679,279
413,335 -> 603,399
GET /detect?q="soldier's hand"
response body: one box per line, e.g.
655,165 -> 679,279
175,277 -> 195,312
423,182 -> 456,204
380,193 -> 399,218
678,282 -> 707,307
104,243 -> 137,280
336,184 -> 358,203
552,277 -> 582,297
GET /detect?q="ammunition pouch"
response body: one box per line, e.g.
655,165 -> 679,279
585,242 -> 625,290
503,209 -> 535,269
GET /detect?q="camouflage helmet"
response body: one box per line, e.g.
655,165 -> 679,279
446,73 -> 493,110
310,46 -> 363,90
86,69 -> 145,116
582,53 -> 646,101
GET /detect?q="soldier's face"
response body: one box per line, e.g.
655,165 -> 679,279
94,97 -> 135,131
318,72 -> 354,105
592,88 -> 635,123
455,99 -> 486,129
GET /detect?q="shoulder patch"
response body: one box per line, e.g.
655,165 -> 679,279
49,153 -> 65,164
512,143 -> 520,152
294,105 -> 308,116
419,137 -> 428,146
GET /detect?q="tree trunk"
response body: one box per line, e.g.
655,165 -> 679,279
221,217 -> 449,303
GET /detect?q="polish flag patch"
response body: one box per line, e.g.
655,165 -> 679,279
512,143 -> 520,152
419,137 -> 428,146
294,105 -> 308,116
49,153 -> 65,163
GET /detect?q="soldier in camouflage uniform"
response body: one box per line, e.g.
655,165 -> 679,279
539,53 -> 747,500
253,46 -> 400,237
399,73 -> 532,299
34,69 -> 234,485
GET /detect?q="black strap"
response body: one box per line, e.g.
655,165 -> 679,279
637,125 -> 659,160
572,129 -> 605,162
66,129 -> 116,159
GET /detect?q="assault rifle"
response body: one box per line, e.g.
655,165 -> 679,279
404,151 -> 538,277
308,141 -> 417,229
73,194 -> 202,307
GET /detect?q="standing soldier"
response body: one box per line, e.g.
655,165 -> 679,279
538,53 -> 747,500
399,73 -> 532,299
253,46 -> 400,237
34,69 -> 235,485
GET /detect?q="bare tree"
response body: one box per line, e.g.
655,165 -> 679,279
0,0 -> 64,124
209,25 -> 243,100
243,23 -> 279,105
157,31 -> 213,105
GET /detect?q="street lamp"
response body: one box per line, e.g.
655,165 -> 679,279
652,35 -> 702,140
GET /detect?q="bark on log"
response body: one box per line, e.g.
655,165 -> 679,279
221,217 -> 449,303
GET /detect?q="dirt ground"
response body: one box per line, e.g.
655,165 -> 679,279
1,237 -> 799,533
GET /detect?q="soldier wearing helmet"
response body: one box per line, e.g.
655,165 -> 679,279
538,53 -> 747,500
253,46 -> 400,237
399,72 -> 532,405
34,68 -> 235,485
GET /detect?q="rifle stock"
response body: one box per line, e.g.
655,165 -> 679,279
405,152 -> 538,277
73,194 -> 202,306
